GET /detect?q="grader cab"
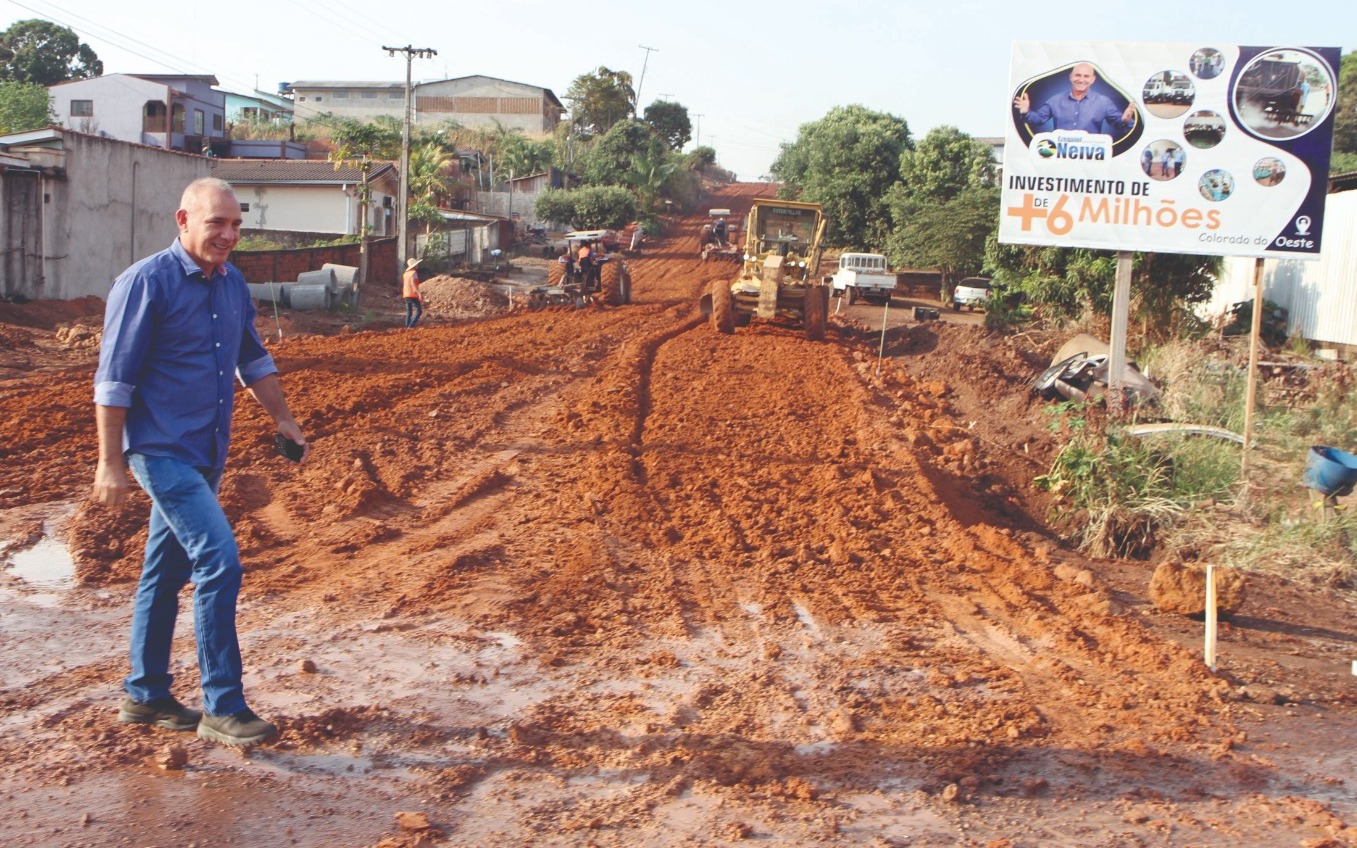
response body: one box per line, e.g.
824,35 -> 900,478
700,199 -> 829,340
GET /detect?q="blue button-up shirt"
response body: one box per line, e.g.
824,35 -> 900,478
1024,90 -> 1132,136
94,239 -> 277,471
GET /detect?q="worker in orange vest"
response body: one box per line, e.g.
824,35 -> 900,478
402,257 -> 424,328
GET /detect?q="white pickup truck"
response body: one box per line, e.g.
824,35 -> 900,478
827,253 -> 895,304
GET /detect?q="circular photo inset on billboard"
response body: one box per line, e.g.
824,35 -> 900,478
1190,48 -> 1225,80
1011,62 -> 1142,156
1233,48 -> 1336,140
1142,71 -> 1195,118
1184,110 -> 1226,149
1141,140 -> 1186,181
1253,157 -> 1286,187
1199,169 -> 1235,202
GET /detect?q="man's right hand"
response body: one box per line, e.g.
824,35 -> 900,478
1014,92 -> 1030,114
93,459 -> 131,508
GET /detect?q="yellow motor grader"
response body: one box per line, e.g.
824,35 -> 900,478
699,199 -> 829,340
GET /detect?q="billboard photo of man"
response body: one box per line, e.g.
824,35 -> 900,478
1014,62 -> 1139,141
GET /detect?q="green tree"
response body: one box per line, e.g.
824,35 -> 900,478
578,119 -> 664,187
564,67 -> 635,138
407,139 -> 458,234
887,187 -> 998,295
896,125 -> 996,203
623,148 -> 678,214
0,80 -> 54,133
886,126 -> 999,296
0,20 -> 102,84
534,185 -> 637,230
986,242 -> 1219,338
769,104 -> 912,248
327,118 -> 400,302
1332,50 -> 1357,171
498,134 -> 554,180
642,100 -> 691,151
683,146 -> 716,171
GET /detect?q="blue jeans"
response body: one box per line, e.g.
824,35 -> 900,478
405,297 -> 423,328
125,454 -> 246,716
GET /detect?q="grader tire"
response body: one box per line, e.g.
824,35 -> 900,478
711,281 -> 735,334
547,262 -> 566,287
804,286 -> 828,341
600,263 -> 624,306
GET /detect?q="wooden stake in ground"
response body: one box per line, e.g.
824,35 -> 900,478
875,295 -> 890,375
1204,563 -> 1218,672
1241,257 -> 1265,475
268,282 -> 283,341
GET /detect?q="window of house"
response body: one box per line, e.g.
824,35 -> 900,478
388,91 -> 402,98
240,203 -> 251,212
212,114 -> 223,131
334,91 -> 349,99
361,91 -> 378,99
194,110 -> 205,135
71,99 -> 94,117
314,96 -> 323,102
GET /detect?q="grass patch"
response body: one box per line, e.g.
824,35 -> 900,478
1040,339 -> 1357,588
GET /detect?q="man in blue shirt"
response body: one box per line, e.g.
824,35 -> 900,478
93,177 -> 309,747
1015,63 -> 1137,136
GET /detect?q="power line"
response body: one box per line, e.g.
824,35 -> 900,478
2,0 -> 416,97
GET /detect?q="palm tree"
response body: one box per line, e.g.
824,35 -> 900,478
624,149 -> 677,214
328,118 -> 399,305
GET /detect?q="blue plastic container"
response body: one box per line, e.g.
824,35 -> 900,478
1302,446 -> 1357,496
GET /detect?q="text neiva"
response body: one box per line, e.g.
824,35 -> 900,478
1030,131 -> 1113,163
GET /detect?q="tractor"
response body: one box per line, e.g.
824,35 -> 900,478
539,229 -> 632,307
699,199 -> 829,340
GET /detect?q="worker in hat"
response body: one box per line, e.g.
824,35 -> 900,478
402,257 -> 424,328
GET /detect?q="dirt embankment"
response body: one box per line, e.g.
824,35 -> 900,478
1,182 -> 1356,847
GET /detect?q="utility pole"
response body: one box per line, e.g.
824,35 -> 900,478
693,113 -> 704,147
635,45 -> 658,114
385,44 -> 437,274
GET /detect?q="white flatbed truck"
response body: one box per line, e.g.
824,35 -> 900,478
827,253 -> 895,304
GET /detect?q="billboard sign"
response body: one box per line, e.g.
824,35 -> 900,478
1000,42 -> 1341,259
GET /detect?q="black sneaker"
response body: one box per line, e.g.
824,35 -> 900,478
196,708 -> 277,746
118,696 -> 202,731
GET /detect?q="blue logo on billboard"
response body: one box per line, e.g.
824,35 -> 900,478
1031,131 -> 1113,162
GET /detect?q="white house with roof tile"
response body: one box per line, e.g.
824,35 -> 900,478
209,159 -> 400,237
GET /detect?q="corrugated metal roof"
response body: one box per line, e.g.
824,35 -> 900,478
289,75 -> 562,108
1330,171 -> 1357,193
209,158 -> 396,184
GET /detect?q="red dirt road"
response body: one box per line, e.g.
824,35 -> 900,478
2,182 -> 1356,847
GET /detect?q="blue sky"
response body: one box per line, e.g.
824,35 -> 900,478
3,0 -> 1352,179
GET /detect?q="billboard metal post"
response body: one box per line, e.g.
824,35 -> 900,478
1108,251 -> 1134,420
